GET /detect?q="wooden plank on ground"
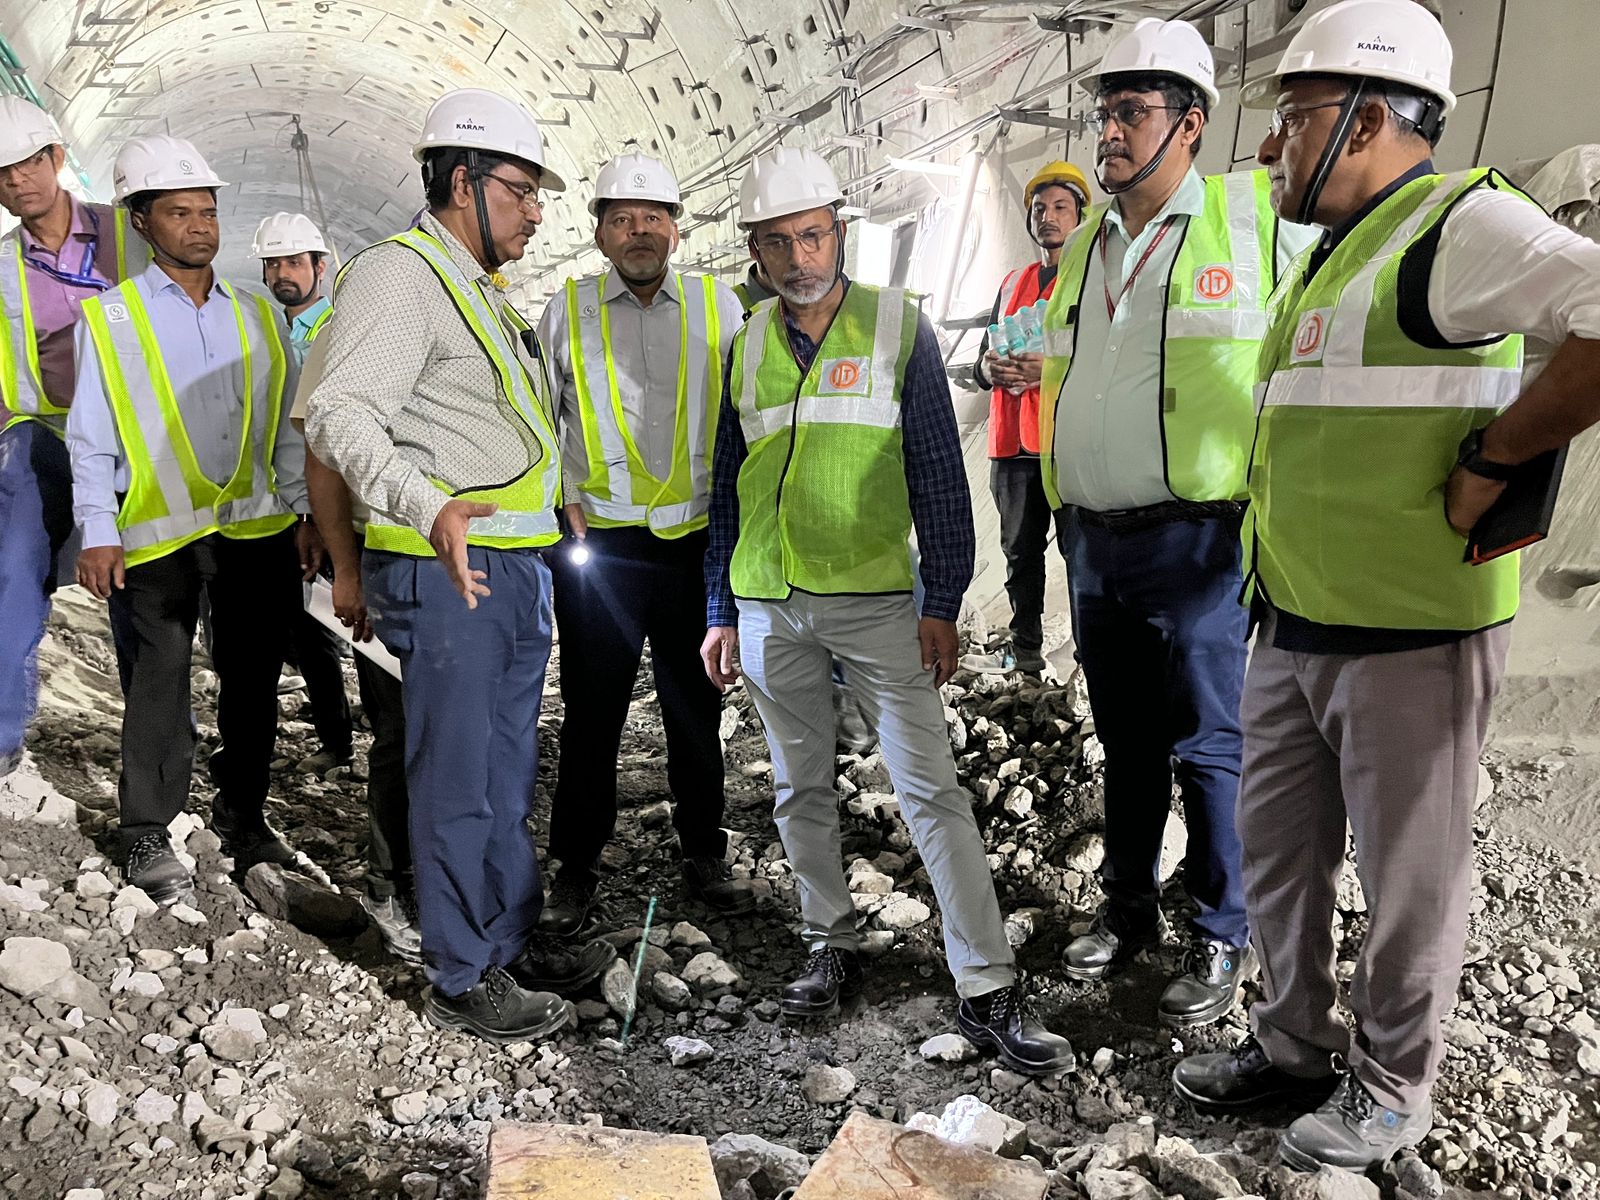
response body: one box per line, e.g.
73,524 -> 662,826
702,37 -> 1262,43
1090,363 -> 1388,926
486,1122 -> 720,1199
793,1111 -> 1048,1200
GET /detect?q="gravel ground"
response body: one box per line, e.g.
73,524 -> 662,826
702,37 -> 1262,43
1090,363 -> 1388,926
0,591 -> 1595,1200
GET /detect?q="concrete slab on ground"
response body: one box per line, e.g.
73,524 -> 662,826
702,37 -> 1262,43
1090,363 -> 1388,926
793,1111 -> 1047,1200
486,1122 -> 719,1199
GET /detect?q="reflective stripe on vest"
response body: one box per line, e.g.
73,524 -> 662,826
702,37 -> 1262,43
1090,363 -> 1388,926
0,205 -> 148,437
1244,168 -> 1527,632
564,271 -> 720,538
728,283 -> 919,600
304,305 -> 333,342
351,227 -> 561,554
1039,170 -> 1276,508
79,278 -> 293,567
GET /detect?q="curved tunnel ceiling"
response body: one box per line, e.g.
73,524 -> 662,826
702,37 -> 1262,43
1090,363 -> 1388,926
5,0 -> 1282,299
3,0 -> 1560,317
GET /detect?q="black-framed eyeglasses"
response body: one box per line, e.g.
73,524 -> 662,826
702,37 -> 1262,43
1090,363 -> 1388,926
1267,101 -> 1348,138
1088,100 -> 1184,134
478,172 -> 543,212
752,224 -> 837,256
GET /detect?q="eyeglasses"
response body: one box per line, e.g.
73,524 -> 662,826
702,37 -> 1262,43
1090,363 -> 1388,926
1087,100 -> 1184,134
1267,101 -> 1348,137
753,225 -> 836,256
0,148 -> 52,180
479,172 -> 543,212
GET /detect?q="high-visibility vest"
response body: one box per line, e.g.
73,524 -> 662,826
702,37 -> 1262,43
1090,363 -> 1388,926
0,203 -> 150,437
343,227 -> 561,555
1245,168 -> 1529,632
563,271 -> 721,538
304,304 -> 333,343
987,261 -> 1055,459
78,277 -> 295,568
1039,170 -> 1279,507
732,281 -> 754,312
729,283 -> 919,599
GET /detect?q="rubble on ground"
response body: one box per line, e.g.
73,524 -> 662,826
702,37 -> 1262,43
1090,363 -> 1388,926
0,593 -> 1593,1198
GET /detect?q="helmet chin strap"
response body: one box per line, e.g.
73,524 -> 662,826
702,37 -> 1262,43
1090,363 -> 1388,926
1097,109 -> 1192,196
1295,81 -> 1368,227
465,148 -> 499,271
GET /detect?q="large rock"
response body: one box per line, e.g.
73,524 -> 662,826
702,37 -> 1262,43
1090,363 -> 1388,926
600,957 -> 637,1018
681,952 -> 741,993
873,895 -> 931,931
801,1064 -> 857,1105
920,1033 -> 979,1063
1155,1150 -> 1245,1199
651,972 -> 693,1010
709,1132 -> 810,1198
0,936 -> 71,998
664,1036 -> 714,1068
244,864 -> 367,936
922,1094 -> 1027,1158
1082,1169 -> 1162,1200
201,1007 -> 268,1063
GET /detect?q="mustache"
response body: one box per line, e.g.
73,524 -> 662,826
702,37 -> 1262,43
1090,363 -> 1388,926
1097,143 -> 1131,163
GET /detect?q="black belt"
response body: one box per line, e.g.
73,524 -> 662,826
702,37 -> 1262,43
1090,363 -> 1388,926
1071,499 -> 1245,534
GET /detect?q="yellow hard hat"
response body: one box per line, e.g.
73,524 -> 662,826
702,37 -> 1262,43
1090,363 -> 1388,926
1024,161 -> 1089,210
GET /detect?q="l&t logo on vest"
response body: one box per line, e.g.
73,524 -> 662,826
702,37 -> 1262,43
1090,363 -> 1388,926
1193,264 -> 1235,303
817,357 -> 870,397
1291,308 -> 1333,364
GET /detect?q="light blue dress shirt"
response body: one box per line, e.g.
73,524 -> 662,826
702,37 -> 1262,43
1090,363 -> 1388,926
67,261 -> 306,550
286,295 -> 332,366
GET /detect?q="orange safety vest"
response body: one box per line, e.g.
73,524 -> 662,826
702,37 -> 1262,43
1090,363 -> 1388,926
987,262 -> 1055,458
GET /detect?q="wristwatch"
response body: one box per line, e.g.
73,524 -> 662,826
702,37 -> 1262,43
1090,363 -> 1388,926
1455,428 -> 1520,482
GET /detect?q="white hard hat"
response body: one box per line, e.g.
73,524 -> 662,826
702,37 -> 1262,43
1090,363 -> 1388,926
1241,0 -> 1455,113
112,135 -> 227,204
252,211 -> 328,258
588,152 -> 682,218
737,147 -> 844,230
412,87 -> 567,192
1078,18 -> 1220,106
0,96 -> 63,170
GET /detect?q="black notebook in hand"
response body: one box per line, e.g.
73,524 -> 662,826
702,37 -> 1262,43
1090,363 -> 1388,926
1464,447 -> 1567,565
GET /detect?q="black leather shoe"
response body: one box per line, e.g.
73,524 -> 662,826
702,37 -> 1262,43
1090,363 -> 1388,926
957,985 -> 1076,1076
780,948 -> 864,1018
425,966 -> 569,1044
1159,938 -> 1256,1027
508,937 -> 618,994
1061,911 -> 1166,981
536,870 -> 597,937
211,804 -> 298,869
1280,1072 -> 1431,1172
122,833 -> 194,907
682,856 -> 757,915
1173,1034 -> 1338,1110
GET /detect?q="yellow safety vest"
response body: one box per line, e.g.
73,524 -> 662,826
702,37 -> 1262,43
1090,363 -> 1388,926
0,203 -> 150,436
347,227 -> 562,555
1246,168 -> 1528,632
728,283 -> 920,599
78,278 -> 294,568
563,271 -> 721,538
1039,170 -> 1280,507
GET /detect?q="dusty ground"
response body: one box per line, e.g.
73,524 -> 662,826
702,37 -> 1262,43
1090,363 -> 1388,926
0,586 -> 1597,1200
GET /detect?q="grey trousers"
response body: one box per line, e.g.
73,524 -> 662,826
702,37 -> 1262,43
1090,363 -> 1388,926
1240,613 -> 1510,1111
737,592 -> 1015,998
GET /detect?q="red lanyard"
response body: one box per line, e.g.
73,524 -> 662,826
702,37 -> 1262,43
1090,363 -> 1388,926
1101,215 -> 1176,321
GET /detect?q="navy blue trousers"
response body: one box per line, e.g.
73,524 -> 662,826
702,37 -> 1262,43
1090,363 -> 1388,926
365,546 -> 553,997
1057,507 -> 1250,946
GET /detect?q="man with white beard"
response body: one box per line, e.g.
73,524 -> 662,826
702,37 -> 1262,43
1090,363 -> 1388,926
699,147 -> 1074,1075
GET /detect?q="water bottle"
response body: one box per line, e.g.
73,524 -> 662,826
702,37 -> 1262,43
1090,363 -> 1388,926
1000,313 -> 1026,358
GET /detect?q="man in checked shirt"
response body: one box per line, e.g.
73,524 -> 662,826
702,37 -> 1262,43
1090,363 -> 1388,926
701,147 -> 1073,1076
